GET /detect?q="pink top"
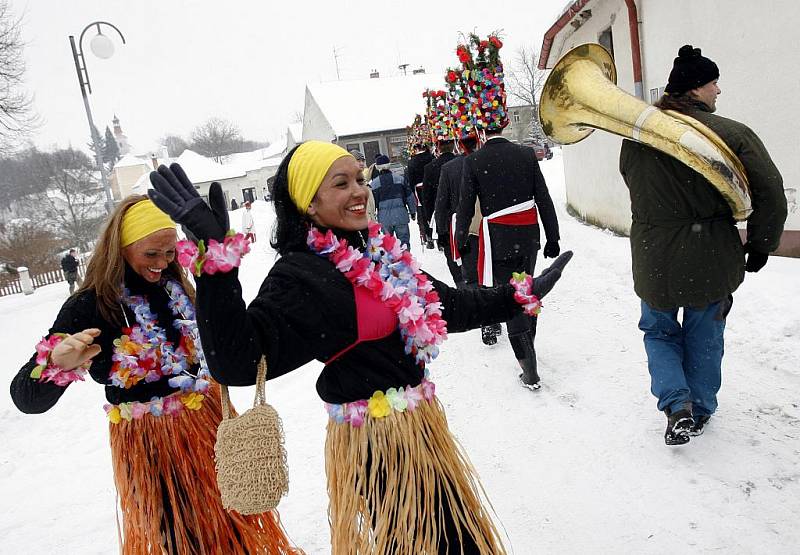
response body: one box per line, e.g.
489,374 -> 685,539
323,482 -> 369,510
325,285 -> 398,364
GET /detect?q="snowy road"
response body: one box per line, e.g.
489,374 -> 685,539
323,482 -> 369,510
2,153 -> 798,554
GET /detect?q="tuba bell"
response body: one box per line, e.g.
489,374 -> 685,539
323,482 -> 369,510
538,43 -> 751,220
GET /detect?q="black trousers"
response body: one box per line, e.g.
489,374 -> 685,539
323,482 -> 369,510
494,252 -> 539,359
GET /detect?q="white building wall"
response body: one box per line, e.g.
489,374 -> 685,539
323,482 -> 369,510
302,88 -> 336,142
555,0 -> 636,233
552,0 -> 799,239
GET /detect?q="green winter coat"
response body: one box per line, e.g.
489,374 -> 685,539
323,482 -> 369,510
619,102 -> 787,310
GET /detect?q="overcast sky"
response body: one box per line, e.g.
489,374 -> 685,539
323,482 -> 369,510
15,0 -> 566,153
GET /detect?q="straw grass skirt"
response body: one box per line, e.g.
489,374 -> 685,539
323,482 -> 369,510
325,396 -> 507,554
109,383 -> 302,554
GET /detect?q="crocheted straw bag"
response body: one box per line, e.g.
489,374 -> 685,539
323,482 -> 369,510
215,356 -> 289,514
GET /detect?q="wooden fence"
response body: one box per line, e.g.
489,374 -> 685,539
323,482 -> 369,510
0,261 -> 86,298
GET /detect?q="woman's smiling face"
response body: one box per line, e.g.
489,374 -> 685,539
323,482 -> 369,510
307,156 -> 369,231
122,228 -> 177,282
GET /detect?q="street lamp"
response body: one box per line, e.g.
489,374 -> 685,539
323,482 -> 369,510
69,22 -> 126,214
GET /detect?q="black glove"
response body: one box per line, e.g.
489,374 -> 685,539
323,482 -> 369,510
744,244 -> 769,273
410,213 -> 416,221
532,251 -> 573,299
543,241 -> 560,258
148,164 -> 228,243
436,237 -> 448,252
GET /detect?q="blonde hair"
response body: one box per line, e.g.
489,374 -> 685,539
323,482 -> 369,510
79,195 -> 195,325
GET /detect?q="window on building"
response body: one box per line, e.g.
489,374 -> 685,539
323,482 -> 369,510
649,86 -> 665,104
513,112 -> 521,123
598,27 -> 614,58
345,143 -> 360,153
363,140 -> 380,164
241,187 -> 255,203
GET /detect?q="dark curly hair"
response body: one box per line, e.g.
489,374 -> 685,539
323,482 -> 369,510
270,143 -> 310,254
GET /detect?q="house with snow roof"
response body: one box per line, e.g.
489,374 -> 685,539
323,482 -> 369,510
538,0 -> 798,256
302,73 -> 444,163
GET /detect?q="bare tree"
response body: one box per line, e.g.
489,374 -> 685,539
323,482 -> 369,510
161,133 -> 189,157
189,117 -> 243,162
0,1 -> 38,155
19,148 -> 106,250
0,219 -> 65,272
506,44 -> 549,143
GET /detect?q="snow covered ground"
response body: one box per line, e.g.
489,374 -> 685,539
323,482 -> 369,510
2,152 -> 798,554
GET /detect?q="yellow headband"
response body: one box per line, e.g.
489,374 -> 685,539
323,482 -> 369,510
287,141 -> 352,214
120,199 -> 176,248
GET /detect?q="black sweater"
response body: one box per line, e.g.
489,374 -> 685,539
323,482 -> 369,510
196,246 -> 523,404
10,267 -> 194,414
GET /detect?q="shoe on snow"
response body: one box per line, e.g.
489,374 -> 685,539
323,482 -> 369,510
688,415 -> 710,436
519,373 -> 541,390
481,326 -> 498,345
664,409 -> 694,445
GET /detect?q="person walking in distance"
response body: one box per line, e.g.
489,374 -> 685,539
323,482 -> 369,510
61,249 -> 82,295
371,154 -> 417,249
242,200 -> 256,242
619,45 -> 787,445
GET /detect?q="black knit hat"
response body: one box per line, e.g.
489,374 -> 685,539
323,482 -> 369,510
664,45 -> 719,95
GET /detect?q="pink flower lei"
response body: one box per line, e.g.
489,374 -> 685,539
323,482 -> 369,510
307,221 -> 447,366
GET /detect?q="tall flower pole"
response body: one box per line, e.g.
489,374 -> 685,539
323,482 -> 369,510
69,21 -> 126,214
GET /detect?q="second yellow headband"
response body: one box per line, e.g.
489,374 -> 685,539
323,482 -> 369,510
287,141 -> 352,214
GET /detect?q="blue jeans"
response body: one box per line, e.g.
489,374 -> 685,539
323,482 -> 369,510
381,222 -> 411,250
638,298 -> 731,417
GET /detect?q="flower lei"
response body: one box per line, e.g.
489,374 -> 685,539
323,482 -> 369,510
30,333 -> 90,386
307,221 -> 447,365
176,231 -> 251,277
326,375 -> 436,428
510,272 -> 542,316
104,280 -> 211,423
109,280 -> 210,391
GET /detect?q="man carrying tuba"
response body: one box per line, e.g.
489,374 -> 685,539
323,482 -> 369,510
619,45 -> 787,446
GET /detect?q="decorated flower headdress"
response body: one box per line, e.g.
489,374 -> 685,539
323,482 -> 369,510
445,65 -> 477,141
458,33 -> 508,132
405,113 -> 432,155
423,89 -> 455,143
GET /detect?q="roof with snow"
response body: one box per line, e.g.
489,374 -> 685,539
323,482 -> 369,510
306,73 -> 445,137
174,150 -> 246,183
288,123 -> 303,142
224,140 -> 287,172
114,154 -> 150,169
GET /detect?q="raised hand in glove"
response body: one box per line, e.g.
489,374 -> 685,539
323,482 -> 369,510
532,251 -> 573,299
543,240 -> 560,258
744,243 -> 769,273
148,163 -> 228,243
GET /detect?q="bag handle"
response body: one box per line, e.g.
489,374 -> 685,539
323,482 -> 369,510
220,356 -> 268,420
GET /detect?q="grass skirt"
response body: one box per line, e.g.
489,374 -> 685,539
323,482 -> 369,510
109,383 -> 302,554
325,396 -> 506,554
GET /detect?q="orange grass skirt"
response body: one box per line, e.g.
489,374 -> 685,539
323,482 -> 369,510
109,383 -> 302,554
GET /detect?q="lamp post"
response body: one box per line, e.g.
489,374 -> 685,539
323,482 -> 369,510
69,22 -> 126,214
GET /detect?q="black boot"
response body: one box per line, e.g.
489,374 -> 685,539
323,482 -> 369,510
481,326 -> 497,345
664,409 -> 694,445
511,331 -> 539,389
689,415 -> 710,436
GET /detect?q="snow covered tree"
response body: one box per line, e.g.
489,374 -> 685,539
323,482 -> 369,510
190,117 -> 243,163
506,44 -> 549,144
103,125 -> 120,167
0,0 -> 38,155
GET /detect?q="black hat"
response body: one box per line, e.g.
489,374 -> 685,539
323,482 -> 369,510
665,45 -> 719,95
375,154 -> 390,165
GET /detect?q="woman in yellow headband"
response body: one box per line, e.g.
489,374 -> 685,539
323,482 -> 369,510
149,142 -> 572,553
10,195 -> 299,554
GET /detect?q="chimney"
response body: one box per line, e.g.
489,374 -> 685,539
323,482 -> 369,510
369,69 -> 380,78
412,67 -> 425,75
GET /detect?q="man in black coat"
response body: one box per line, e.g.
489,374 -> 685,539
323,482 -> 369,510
60,249 -> 81,294
455,130 -> 560,388
423,139 -> 457,267
406,143 -> 435,248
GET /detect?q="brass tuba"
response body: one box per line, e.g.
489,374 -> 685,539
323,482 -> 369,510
539,43 -> 751,220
